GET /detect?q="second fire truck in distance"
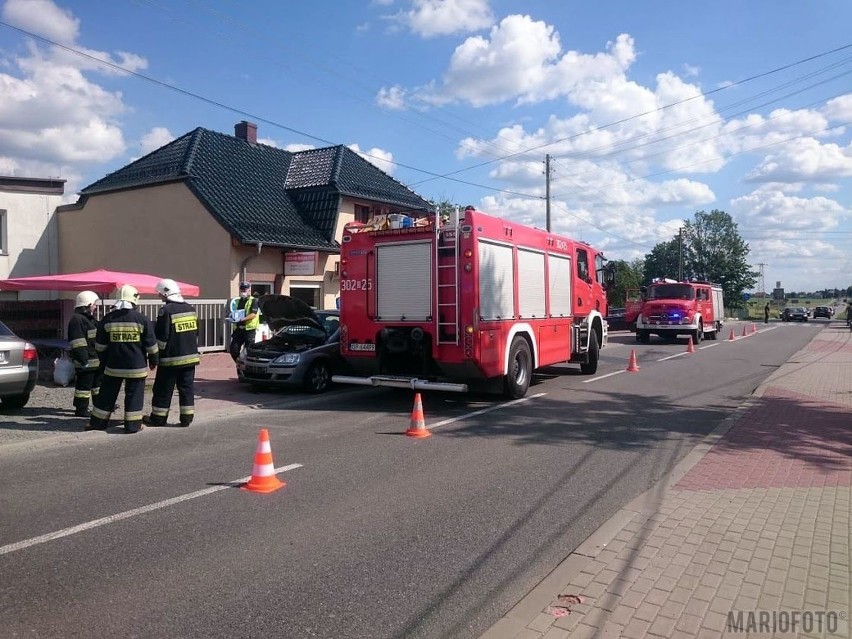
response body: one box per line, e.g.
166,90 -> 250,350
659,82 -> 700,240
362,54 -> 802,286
332,207 -> 615,398
634,278 -> 725,344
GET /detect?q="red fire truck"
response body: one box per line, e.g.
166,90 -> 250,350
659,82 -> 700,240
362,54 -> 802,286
635,278 -> 725,344
332,207 -> 614,398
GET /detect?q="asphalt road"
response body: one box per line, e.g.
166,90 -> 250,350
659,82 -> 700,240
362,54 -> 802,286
0,320 -> 826,638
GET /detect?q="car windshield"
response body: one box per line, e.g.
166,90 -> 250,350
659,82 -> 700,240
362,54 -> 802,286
647,284 -> 694,300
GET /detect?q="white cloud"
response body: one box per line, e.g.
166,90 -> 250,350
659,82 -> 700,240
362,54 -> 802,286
348,143 -> 396,175
390,0 -> 494,38
139,127 -> 174,155
376,85 -> 408,110
731,187 -> 848,233
2,0 -> 79,44
745,138 -> 852,183
822,94 -> 852,122
0,0 -> 152,178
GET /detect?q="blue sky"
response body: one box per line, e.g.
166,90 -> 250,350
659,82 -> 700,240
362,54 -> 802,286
0,0 -> 850,293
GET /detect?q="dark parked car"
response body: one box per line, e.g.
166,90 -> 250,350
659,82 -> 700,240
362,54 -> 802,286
813,306 -> 833,319
606,307 -> 630,331
780,307 -> 808,322
238,296 -> 341,393
0,320 -> 39,408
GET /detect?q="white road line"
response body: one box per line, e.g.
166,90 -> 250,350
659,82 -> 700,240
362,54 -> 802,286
583,370 -> 627,383
0,464 -> 303,556
657,352 -> 689,362
699,343 -> 719,350
427,392 -> 546,430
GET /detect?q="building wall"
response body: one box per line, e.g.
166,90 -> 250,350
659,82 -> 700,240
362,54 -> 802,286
57,182 -> 232,298
0,188 -> 63,301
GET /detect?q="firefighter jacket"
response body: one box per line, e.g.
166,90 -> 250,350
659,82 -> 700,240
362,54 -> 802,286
230,296 -> 260,331
155,300 -> 201,367
67,309 -> 100,371
95,307 -> 158,378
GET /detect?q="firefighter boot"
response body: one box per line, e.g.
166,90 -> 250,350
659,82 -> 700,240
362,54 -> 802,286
179,415 -> 193,428
142,414 -> 167,427
73,399 -> 90,418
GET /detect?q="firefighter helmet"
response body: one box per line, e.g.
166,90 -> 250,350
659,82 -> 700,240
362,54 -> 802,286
117,284 -> 139,304
74,290 -> 99,308
155,278 -> 181,299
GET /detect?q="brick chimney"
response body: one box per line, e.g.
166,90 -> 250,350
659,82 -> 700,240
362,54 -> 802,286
235,121 -> 257,144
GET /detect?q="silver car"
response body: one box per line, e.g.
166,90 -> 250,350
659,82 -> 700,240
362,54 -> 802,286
238,296 -> 341,393
0,321 -> 39,409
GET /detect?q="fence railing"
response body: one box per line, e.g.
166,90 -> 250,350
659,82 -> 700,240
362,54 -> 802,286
96,298 -> 229,353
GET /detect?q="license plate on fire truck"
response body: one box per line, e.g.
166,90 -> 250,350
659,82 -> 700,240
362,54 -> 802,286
348,343 -> 376,351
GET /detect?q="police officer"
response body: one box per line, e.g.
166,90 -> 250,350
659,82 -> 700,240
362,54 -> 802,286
88,284 -> 158,433
67,290 -> 102,417
143,279 -> 200,427
227,281 -> 260,363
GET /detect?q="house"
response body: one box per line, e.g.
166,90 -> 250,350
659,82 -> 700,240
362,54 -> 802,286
57,121 -> 432,308
0,175 -> 66,301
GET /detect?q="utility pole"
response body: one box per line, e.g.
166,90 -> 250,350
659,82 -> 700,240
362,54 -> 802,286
678,228 -> 683,281
544,154 -> 552,232
757,263 -> 766,297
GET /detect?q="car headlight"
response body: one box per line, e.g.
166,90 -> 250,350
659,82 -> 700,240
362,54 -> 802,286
273,353 -> 301,366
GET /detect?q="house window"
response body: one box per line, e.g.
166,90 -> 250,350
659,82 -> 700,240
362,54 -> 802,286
355,204 -> 371,224
250,282 -> 272,297
0,209 -> 7,255
289,283 -> 321,308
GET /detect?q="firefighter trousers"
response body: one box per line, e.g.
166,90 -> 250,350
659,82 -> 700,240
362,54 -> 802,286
72,367 -> 103,412
149,365 -> 196,426
89,375 -> 146,433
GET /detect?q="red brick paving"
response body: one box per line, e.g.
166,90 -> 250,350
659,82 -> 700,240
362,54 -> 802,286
675,386 -> 852,491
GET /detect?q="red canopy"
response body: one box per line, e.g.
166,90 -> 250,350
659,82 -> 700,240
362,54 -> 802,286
0,269 -> 201,297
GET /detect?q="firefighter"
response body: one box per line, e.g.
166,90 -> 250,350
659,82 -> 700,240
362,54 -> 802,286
143,279 -> 200,427
67,290 -> 102,417
87,285 -> 158,433
227,281 -> 260,363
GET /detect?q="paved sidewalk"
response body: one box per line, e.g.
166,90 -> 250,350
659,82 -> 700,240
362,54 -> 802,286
483,324 -> 851,639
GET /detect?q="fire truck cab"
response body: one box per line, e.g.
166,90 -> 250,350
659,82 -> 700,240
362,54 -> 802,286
332,207 -> 614,398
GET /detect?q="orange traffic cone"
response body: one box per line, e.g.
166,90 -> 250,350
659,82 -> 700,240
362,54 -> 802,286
751,323 -> 757,334
626,349 -> 640,372
728,328 -> 736,341
405,393 -> 431,438
242,428 -> 286,493
742,325 -> 748,337
686,336 -> 695,353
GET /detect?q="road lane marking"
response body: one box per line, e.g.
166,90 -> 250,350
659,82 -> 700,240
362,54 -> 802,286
657,352 -> 689,362
0,464 -> 303,556
583,370 -> 625,383
699,343 -> 718,350
427,392 -> 546,430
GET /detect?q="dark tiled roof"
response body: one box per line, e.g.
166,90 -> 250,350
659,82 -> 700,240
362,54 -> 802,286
80,128 -> 432,251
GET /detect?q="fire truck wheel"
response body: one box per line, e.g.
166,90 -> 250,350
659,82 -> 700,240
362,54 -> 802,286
303,361 -> 331,393
580,332 -> 599,375
504,337 -> 532,399
693,322 -> 703,344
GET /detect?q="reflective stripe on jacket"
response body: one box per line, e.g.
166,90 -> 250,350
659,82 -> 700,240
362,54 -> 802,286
156,301 -> 201,367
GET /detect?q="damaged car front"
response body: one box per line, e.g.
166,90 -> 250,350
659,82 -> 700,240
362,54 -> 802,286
238,295 -> 341,393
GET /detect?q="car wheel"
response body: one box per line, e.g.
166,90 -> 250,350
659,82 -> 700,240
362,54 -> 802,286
1,393 -> 31,409
303,361 -> 331,393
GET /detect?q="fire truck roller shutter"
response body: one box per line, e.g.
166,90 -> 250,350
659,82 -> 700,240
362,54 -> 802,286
376,242 -> 432,321
517,248 -> 546,319
547,254 -> 572,317
478,240 -> 515,320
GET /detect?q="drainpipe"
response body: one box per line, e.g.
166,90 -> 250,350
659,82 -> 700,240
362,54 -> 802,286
239,242 -> 263,285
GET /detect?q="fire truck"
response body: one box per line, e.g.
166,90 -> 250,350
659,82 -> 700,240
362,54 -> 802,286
635,279 -> 724,344
332,207 -> 614,398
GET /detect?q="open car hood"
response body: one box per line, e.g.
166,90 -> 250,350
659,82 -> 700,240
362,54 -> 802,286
258,295 -> 324,332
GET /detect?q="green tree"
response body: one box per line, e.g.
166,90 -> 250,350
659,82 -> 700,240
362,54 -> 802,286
607,259 -> 644,308
644,210 -> 757,308
642,239 -> 680,284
